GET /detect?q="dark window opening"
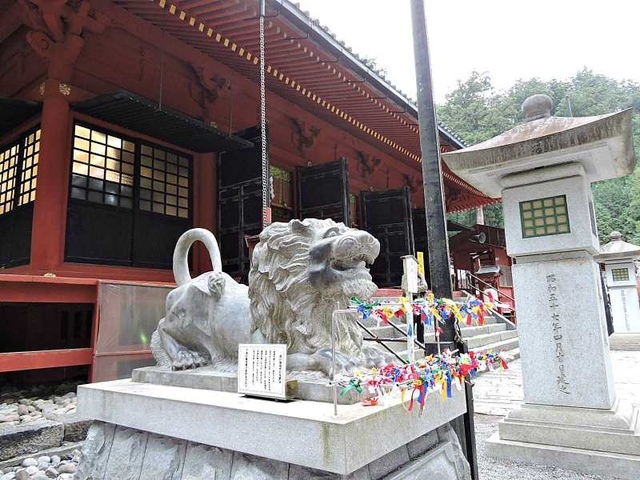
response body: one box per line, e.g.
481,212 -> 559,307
0,303 -> 93,353
0,127 -> 40,268
65,122 -> 193,268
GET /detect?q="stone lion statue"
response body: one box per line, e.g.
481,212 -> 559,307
151,218 -> 393,374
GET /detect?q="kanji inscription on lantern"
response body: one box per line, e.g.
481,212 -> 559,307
546,274 -> 570,395
237,344 -> 288,400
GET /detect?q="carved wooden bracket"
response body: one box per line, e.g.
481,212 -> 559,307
19,0 -> 109,82
290,117 -> 320,156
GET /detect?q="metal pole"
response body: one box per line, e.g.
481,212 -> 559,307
331,309 -> 338,417
410,0 -> 455,346
410,3 -> 478,479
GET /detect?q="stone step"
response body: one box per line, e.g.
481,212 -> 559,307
506,347 -> 520,361
379,337 -> 415,354
466,330 -> 518,350
460,323 -> 506,337
366,318 -> 507,342
470,336 -> 519,354
366,324 -> 408,339
460,315 -> 498,326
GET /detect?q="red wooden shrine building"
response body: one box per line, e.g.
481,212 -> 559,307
0,0 -> 494,383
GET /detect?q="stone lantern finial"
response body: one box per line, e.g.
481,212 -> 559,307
522,94 -> 553,122
610,231 -> 623,241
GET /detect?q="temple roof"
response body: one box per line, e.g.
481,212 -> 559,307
111,0 -> 492,211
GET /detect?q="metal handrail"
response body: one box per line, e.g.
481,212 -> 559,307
465,271 -> 516,304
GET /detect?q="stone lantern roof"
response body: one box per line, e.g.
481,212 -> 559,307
595,231 -> 640,263
442,94 -> 637,198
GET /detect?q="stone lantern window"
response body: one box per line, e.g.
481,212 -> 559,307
519,195 -> 569,238
611,267 -> 630,282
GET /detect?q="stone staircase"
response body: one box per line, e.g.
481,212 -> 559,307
360,294 -> 520,363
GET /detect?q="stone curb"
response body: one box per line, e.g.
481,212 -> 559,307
0,442 -> 82,472
0,414 -> 90,463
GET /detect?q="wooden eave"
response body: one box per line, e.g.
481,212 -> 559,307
110,0 -> 492,211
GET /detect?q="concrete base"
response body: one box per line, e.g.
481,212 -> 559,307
610,333 -> 640,351
77,379 -> 470,478
486,401 -> 640,479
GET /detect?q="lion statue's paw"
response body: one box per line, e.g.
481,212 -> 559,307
171,349 -> 209,370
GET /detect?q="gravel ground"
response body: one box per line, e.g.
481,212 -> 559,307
0,452 -> 79,480
474,413 -> 623,480
0,383 -> 80,426
0,383 -> 82,480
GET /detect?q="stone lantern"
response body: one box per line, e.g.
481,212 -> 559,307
443,95 -> 640,478
595,231 -> 640,347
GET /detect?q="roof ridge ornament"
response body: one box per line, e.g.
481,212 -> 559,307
522,94 -> 553,122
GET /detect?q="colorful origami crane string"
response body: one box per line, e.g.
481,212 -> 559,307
350,293 -> 493,332
338,350 -> 509,414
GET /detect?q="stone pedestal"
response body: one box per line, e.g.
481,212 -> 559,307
511,252 -> 614,409
76,374 -> 471,479
443,95 -> 639,477
486,401 -> 640,479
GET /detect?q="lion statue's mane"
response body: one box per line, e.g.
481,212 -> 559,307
249,219 -> 378,360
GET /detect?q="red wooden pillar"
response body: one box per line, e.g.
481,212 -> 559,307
192,152 -> 217,275
30,79 -> 73,273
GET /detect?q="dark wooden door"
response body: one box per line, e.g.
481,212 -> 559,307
296,158 -> 349,223
362,187 -> 414,288
217,126 -> 266,281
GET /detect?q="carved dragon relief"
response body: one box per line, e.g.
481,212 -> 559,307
190,64 -> 227,124
290,117 -> 320,156
355,150 -> 381,178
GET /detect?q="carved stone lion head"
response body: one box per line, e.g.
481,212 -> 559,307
248,219 -> 380,358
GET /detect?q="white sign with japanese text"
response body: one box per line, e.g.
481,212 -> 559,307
402,255 -> 419,294
237,344 -> 288,399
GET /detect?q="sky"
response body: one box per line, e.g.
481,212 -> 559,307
294,0 -> 640,103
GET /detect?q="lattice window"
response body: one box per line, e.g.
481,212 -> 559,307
18,129 -> 40,206
520,195 -> 570,238
612,268 -> 630,282
0,142 -> 19,215
70,124 -> 135,208
139,144 -> 190,218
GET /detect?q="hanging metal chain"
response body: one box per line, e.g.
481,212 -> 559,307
259,4 -> 270,227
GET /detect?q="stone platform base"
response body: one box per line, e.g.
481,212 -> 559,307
76,421 -> 469,480
77,379 -> 471,479
486,400 -> 640,479
132,365 -> 362,404
609,333 -> 640,351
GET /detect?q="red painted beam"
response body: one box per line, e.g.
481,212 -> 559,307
0,348 -> 94,373
0,281 -> 97,303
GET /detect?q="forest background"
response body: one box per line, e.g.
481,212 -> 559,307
439,68 -> 640,244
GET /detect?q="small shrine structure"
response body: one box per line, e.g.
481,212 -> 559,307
596,230 -> 640,349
